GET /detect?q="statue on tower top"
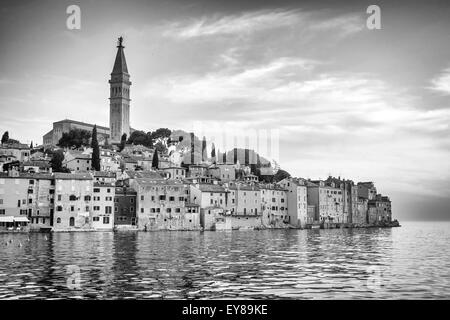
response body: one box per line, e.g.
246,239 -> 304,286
117,36 -> 124,48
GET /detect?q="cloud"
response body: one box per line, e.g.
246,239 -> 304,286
429,68 -> 450,95
163,9 -> 303,38
163,9 -> 364,40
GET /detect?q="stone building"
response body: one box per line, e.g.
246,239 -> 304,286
368,194 -> 392,224
259,183 -> 288,227
132,178 -> 196,230
92,182 -> 115,230
114,186 -> 137,228
42,119 -> 110,148
307,180 -> 344,224
52,173 -> 93,231
0,143 -> 31,163
63,150 -> 92,172
0,170 -> 53,231
357,182 -> 377,200
278,178 -> 308,228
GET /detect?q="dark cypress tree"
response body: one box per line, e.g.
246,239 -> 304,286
201,136 -> 207,162
30,141 -> 33,149
91,125 -> 100,171
222,151 -> 227,164
211,143 -> 216,163
1,131 -> 9,144
233,148 -> 238,164
119,133 -> 127,152
50,150 -> 65,172
152,150 -> 159,169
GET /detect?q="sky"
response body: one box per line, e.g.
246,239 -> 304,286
0,0 -> 449,221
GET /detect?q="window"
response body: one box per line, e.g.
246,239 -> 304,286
28,198 -> 32,204
29,180 -> 34,185
57,206 -> 63,212
141,195 -> 144,201
103,217 -> 110,224
94,206 -> 100,211
69,217 -> 75,226
93,217 -> 100,222
169,196 -> 175,202
130,207 -> 134,212
166,208 -> 171,213
107,189 -> 111,193
94,188 -> 100,193
70,206 -> 75,212
58,195 -> 62,201
130,198 -> 134,203
69,195 -> 77,201
56,217 -> 61,223
159,195 -> 166,201
141,208 -> 144,213
84,195 -> 91,201
85,206 -> 89,212
105,206 -> 112,214
0,209 -> 5,215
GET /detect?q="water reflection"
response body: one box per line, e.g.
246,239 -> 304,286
0,222 -> 449,299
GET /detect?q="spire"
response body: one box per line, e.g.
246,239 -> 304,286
112,36 -> 128,74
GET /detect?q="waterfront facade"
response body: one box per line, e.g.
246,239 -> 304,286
92,182 -> 115,230
114,186 -> 137,228
260,184 -> 288,227
279,178 -> 308,228
132,178 -> 194,230
53,173 -> 93,231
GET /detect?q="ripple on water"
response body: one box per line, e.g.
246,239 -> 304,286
0,223 -> 449,299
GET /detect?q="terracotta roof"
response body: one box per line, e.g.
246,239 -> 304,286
125,170 -> 163,179
196,184 -> 227,193
54,173 -> 93,180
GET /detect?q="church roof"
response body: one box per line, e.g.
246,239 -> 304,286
112,37 -> 128,74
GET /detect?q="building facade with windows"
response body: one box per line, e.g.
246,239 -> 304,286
278,178 -> 308,228
52,173 -> 93,231
132,178 -> 193,230
92,182 -> 115,230
259,184 -> 288,227
114,186 -> 137,228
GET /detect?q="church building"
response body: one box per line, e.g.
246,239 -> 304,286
42,37 -> 132,147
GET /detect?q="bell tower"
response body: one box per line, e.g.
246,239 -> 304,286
109,36 -> 131,144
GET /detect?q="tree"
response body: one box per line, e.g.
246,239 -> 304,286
222,151 -> 227,164
30,141 -> 33,149
49,150 -> 66,172
152,150 -> 159,169
211,143 -> 216,163
127,130 -> 152,148
201,136 -> 207,162
119,133 -> 127,152
91,125 -> 100,171
154,141 -> 166,153
57,129 -> 91,149
1,131 -> 9,144
151,128 -> 171,151
273,169 -> 291,182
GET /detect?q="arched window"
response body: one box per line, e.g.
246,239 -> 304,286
56,217 -> 61,223
69,217 -> 75,227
